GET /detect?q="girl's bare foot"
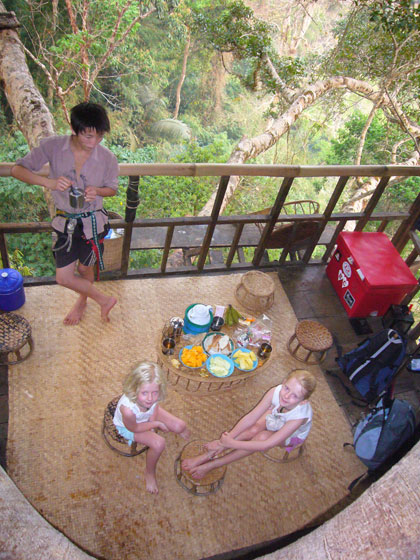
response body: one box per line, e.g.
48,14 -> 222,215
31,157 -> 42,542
180,427 -> 191,440
101,296 -> 117,322
64,297 -> 87,325
189,462 -> 213,480
182,452 -> 212,471
145,472 -> 159,494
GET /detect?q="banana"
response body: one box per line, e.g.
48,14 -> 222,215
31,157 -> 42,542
225,305 -> 233,326
230,306 -> 241,323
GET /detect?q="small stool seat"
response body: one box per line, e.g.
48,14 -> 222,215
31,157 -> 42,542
174,440 -> 226,496
235,271 -> 275,314
0,312 -> 34,365
262,442 -> 306,463
287,320 -> 333,365
102,395 -> 147,457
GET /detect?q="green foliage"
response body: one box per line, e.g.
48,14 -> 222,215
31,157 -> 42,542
190,0 -> 272,57
7,249 -> 34,277
324,110 -> 414,165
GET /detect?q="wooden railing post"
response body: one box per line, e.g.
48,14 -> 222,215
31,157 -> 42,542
392,192 -> 420,253
355,176 -> 390,232
252,177 -> 294,266
197,176 -> 230,272
121,176 -> 139,276
0,232 -> 10,269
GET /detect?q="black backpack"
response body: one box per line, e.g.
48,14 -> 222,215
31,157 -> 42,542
344,397 -> 416,490
336,329 -> 406,404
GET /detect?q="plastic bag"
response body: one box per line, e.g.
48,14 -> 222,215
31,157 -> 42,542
247,314 -> 272,348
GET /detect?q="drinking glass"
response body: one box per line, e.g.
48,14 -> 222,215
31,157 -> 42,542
258,342 -> 272,359
162,337 -> 176,355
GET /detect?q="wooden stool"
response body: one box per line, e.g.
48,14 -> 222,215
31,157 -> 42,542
287,320 -> 333,365
235,271 -> 275,314
174,440 -> 227,496
262,442 -> 306,463
0,312 -> 34,365
102,395 -> 148,457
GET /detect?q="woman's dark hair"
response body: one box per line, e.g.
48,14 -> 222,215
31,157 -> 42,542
70,102 -> 110,135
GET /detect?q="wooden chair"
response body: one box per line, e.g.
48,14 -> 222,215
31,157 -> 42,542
252,200 -> 321,260
102,395 -> 148,457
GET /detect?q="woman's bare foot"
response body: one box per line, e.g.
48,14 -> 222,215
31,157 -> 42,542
182,452 -> 212,472
63,296 -> 87,326
145,472 -> 159,494
100,296 -> 117,322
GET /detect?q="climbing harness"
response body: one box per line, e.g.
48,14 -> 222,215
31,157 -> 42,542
54,209 -> 106,278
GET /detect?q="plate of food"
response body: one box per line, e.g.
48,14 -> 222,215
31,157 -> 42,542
202,332 -> 234,356
179,345 -> 208,369
206,353 -> 234,378
231,348 -> 258,372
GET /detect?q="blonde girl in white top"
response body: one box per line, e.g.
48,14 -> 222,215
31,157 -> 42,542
182,369 -> 316,480
114,361 -> 190,494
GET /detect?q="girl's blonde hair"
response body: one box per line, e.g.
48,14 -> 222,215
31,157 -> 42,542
284,369 -> 316,398
123,361 -> 167,403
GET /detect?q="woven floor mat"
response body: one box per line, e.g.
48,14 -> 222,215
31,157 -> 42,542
7,272 -> 364,560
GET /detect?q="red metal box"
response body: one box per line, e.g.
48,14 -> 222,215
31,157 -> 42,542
326,232 -> 418,318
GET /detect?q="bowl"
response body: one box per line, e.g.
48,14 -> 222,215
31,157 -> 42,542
206,353 -> 234,378
202,332 -> 234,356
179,345 -> 207,369
231,348 -> 258,372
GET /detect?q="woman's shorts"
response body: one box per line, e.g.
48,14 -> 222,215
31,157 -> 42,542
53,220 -> 108,268
115,425 -> 135,445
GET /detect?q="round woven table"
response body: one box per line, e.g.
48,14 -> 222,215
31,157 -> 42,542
0,312 -> 34,365
287,320 -> 333,365
234,271 -> 275,314
174,439 -> 227,496
158,327 -> 273,395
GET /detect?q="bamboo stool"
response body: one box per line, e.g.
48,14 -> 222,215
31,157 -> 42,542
102,395 -> 148,457
262,442 -> 306,463
174,440 -> 227,496
235,271 -> 275,313
287,320 -> 333,365
0,312 -> 34,366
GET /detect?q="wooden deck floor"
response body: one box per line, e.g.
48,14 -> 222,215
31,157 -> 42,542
1,263 -> 419,470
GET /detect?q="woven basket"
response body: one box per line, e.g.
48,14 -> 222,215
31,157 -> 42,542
103,211 -> 124,272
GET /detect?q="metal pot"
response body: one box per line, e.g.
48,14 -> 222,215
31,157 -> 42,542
69,187 -> 84,209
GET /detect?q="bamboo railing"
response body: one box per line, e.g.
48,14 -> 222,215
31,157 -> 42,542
1,163 -> 420,290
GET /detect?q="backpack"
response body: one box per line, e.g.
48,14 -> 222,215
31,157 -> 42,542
345,397 -> 416,490
336,329 -> 406,404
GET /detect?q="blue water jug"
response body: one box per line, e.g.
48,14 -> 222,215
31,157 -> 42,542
0,268 -> 25,311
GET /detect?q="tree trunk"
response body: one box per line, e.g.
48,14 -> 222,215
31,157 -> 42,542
199,76 -> 420,216
173,31 -> 190,120
0,2 -> 56,217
